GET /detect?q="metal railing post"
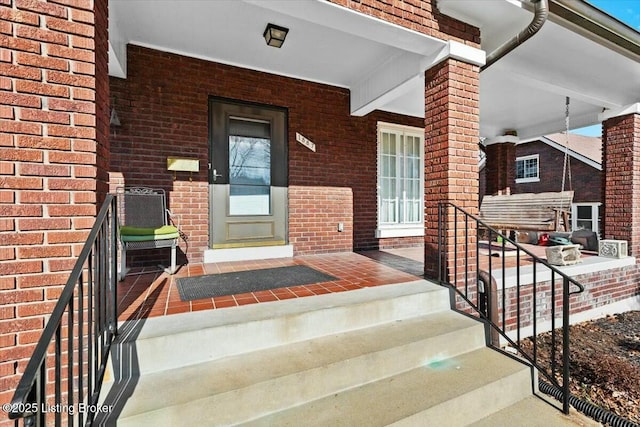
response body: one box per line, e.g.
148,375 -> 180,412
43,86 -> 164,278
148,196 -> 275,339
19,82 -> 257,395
111,197 -> 118,336
562,277 -> 571,414
437,201 -> 584,418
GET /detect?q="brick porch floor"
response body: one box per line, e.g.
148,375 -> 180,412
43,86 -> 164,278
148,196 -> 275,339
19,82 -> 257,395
117,243 -> 594,322
117,251 -> 422,322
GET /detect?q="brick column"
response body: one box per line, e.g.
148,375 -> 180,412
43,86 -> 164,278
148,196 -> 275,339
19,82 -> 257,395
602,112 -> 640,256
484,138 -> 516,196
424,58 -> 480,281
0,0 -> 107,414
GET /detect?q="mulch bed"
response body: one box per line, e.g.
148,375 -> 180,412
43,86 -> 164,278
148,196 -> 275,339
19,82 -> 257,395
521,311 -> 640,425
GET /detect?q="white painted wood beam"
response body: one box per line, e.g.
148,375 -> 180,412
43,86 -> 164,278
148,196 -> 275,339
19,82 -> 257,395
351,41 -> 485,117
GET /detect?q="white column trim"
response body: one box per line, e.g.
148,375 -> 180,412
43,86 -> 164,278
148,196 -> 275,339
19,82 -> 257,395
484,135 -> 519,146
443,40 -> 486,67
351,41 -> 485,116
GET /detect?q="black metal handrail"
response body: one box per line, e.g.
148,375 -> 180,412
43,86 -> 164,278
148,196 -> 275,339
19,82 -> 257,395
9,195 -> 118,426
437,202 -> 585,415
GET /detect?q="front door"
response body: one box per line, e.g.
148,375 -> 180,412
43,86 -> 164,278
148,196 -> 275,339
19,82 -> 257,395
209,99 -> 288,249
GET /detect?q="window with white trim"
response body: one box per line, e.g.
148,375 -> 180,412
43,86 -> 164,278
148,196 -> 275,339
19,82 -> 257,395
376,123 -> 424,238
572,203 -> 600,235
515,154 -> 540,183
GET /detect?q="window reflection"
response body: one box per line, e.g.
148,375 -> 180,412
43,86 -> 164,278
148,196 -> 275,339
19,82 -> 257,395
228,119 -> 271,215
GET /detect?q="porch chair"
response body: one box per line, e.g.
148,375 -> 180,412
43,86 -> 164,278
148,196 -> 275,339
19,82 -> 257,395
117,187 -> 180,281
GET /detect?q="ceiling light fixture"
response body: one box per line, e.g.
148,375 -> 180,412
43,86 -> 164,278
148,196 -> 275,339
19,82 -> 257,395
263,23 -> 289,48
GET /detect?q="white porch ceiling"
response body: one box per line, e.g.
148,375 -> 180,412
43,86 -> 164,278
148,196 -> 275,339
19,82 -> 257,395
439,0 -> 640,139
109,0 -> 640,140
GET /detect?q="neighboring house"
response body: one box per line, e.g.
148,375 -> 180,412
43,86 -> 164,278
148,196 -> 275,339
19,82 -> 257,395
481,133 -> 603,234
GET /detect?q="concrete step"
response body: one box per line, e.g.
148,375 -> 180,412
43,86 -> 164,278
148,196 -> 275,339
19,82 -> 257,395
99,279 -> 578,427
469,395 -> 601,427
240,347 -> 532,427
111,310 -> 485,426
110,280 -> 450,375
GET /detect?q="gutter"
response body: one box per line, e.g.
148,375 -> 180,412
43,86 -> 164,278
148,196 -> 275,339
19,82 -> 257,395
549,0 -> 640,62
481,0 -> 549,71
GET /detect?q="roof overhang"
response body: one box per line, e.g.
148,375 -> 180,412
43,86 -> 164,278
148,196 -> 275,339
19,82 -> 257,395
109,0 -> 640,140
438,0 -> 640,139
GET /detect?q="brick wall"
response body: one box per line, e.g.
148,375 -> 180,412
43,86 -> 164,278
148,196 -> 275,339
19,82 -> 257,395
0,0 -> 104,420
499,263 -> 640,335
602,114 -> 640,257
289,186 -> 353,254
484,142 -> 515,196
424,59 -> 480,280
94,0 -> 108,200
379,236 -> 424,249
329,0 -> 480,47
109,45 -> 424,266
514,141 -> 601,203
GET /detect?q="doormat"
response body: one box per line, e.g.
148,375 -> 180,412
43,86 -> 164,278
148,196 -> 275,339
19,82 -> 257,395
175,265 -> 338,301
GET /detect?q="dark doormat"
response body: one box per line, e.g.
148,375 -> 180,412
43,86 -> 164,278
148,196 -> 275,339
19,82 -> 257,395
176,265 -> 338,301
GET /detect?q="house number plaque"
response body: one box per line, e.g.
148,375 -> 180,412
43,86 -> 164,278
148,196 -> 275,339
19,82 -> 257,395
296,132 -> 316,152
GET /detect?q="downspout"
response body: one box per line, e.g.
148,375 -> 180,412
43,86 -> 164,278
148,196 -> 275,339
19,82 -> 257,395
481,0 -> 549,71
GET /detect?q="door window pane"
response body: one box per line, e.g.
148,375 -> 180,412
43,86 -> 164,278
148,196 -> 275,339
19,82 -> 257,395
228,119 -> 271,215
229,184 -> 271,216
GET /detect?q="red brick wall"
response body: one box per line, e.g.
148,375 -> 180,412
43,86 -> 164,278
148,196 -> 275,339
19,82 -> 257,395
0,0 -> 104,419
484,142 -> 515,196
94,0 -> 109,200
329,0 -> 480,47
424,59 -> 480,280
289,186 -> 353,254
602,114 -> 640,256
109,45 -> 425,266
514,141 -> 601,203
499,264 -> 640,334
379,236 -> 424,249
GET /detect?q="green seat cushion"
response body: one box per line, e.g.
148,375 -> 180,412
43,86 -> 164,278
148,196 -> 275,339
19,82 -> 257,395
120,225 -> 178,236
120,225 -> 179,243
121,232 -> 179,242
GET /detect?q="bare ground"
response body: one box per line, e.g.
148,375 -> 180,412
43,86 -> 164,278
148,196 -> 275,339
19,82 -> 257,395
523,311 -> 640,425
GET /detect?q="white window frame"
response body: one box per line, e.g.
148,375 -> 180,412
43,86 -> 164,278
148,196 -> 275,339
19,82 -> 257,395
375,122 -> 424,238
571,202 -> 600,235
515,154 -> 540,183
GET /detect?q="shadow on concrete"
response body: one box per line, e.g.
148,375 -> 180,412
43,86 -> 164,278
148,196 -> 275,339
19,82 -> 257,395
94,278 -> 168,426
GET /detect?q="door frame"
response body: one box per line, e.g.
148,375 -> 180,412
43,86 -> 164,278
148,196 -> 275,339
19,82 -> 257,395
207,96 -> 289,249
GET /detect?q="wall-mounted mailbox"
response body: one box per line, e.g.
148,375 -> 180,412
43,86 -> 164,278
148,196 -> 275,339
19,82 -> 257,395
167,157 -> 199,172
167,157 -> 199,180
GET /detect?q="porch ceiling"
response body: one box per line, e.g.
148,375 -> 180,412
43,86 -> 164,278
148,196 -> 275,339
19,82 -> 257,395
109,0 -> 640,140
439,0 -> 640,140
108,0 -> 455,118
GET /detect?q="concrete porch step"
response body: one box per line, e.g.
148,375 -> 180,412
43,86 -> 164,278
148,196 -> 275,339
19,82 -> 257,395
239,348 -> 532,427
469,395 -> 600,426
99,279 -> 579,426
110,280 -> 451,375
112,310 -> 485,425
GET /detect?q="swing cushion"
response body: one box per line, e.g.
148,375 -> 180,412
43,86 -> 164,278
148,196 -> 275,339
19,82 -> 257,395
549,236 -> 572,246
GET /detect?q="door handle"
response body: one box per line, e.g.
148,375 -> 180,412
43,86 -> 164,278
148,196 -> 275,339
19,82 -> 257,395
212,168 -> 223,182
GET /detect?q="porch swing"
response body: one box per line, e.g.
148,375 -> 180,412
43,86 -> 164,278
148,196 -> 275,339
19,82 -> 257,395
479,97 -> 574,234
